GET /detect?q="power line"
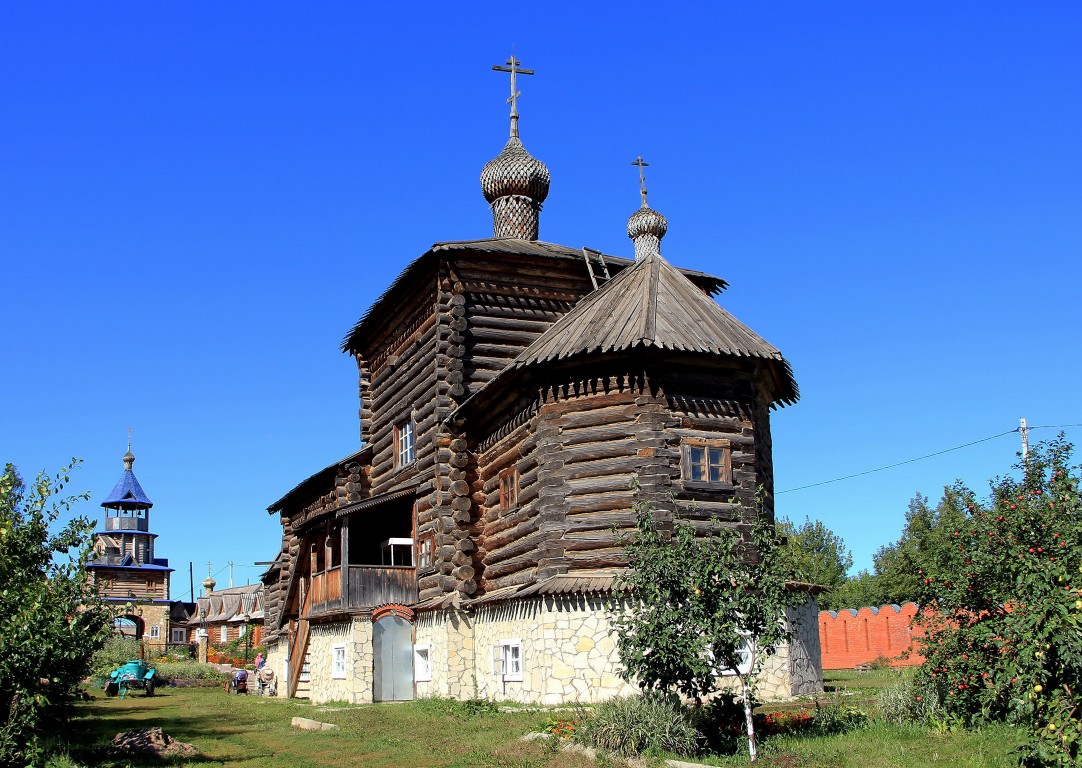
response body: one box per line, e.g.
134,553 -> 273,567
777,421 -> 1080,495
778,430 -> 1017,494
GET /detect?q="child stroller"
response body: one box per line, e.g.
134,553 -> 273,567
257,667 -> 276,697
230,668 -> 249,694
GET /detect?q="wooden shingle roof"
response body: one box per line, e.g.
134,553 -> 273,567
460,250 -> 798,411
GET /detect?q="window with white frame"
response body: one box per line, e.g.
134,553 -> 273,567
715,635 -> 754,677
220,626 -> 228,644
149,625 -> 161,640
332,644 -> 347,679
395,419 -> 415,467
492,639 -> 523,682
239,623 -> 247,638
171,628 -> 186,643
414,645 -> 431,682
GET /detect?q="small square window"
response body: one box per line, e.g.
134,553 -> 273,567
171,628 -> 187,644
332,644 -> 347,679
681,439 -> 732,487
149,625 -> 161,640
239,624 -> 247,638
396,420 -> 415,467
414,645 -> 431,682
499,467 -> 519,513
493,640 -> 523,682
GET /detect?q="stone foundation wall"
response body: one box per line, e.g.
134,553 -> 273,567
264,638 -> 286,698
470,595 -> 638,706
415,609 -> 475,699
306,619 -> 374,704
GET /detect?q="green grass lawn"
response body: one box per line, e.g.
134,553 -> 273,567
61,680 -> 1021,768
63,688 -> 598,768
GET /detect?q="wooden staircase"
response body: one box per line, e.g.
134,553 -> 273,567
287,582 -> 313,699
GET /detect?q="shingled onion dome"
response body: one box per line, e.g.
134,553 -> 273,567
481,136 -> 551,240
627,203 -> 668,261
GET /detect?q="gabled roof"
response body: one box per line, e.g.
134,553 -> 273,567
101,469 -> 153,509
340,238 -> 727,355
457,251 -> 798,412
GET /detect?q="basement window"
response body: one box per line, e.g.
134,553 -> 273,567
492,639 -> 523,682
414,645 -> 431,682
332,644 -> 347,679
681,439 -> 732,488
395,420 -> 415,467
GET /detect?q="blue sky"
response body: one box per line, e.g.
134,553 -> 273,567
2,2 -> 1079,599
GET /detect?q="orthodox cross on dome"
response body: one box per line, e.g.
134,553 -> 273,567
632,156 -> 650,207
492,55 -> 534,139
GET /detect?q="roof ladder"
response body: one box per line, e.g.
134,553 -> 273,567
581,247 -> 611,290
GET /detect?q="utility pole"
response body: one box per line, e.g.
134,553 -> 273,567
189,562 -> 194,603
1020,417 -> 1030,460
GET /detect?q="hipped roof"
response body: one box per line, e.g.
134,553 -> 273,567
101,469 -> 153,509
456,250 -> 798,415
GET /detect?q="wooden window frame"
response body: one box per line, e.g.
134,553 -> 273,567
395,419 -> 415,468
171,627 -> 187,644
149,625 -> 161,640
498,466 -> 519,513
680,438 -> 733,489
416,533 -> 435,574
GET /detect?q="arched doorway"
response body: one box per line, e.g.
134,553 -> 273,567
372,613 -> 413,701
114,614 -> 145,640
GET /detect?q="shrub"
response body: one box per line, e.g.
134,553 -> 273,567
877,675 -> 943,725
810,695 -> 871,735
88,637 -> 142,681
575,694 -> 699,758
152,661 -> 228,685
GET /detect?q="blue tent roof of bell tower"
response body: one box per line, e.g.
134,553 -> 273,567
101,469 -> 154,509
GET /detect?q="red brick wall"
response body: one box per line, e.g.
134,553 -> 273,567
818,603 -> 925,669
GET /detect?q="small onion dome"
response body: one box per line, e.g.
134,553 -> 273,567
122,450 -> 136,470
627,204 -> 668,261
202,576 -> 216,594
481,136 -> 551,204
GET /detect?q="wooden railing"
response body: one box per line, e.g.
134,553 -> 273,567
301,566 -> 416,617
345,565 -> 417,609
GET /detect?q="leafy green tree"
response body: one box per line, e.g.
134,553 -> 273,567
612,487 -> 799,762
776,516 -> 852,610
826,569 -> 886,612
0,462 -> 112,767
912,439 -> 1081,766
873,488 -> 968,605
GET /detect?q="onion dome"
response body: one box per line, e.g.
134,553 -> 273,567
627,204 -> 668,260
481,138 -> 550,240
627,157 -> 667,261
481,55 -> 550,240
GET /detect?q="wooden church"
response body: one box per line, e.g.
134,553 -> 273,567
262,58 -> 823,704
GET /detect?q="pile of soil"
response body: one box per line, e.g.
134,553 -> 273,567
112,727 -> 198,758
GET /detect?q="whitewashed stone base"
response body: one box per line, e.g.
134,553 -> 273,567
283,594 -> 822,706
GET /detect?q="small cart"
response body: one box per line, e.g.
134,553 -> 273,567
104,660 -> 157,698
